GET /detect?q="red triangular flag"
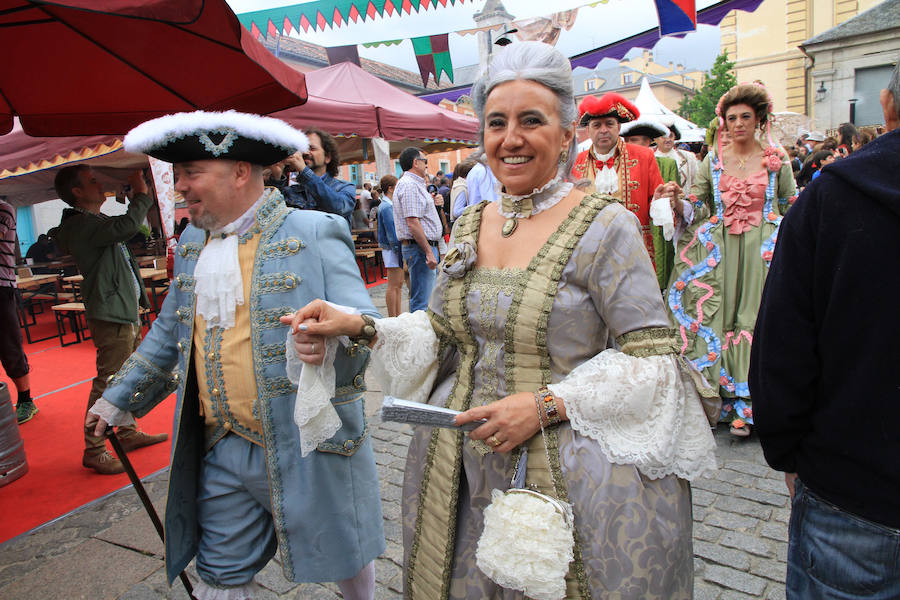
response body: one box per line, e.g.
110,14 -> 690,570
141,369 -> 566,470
299,13 -> 312,31
282,16 -> 293,35
250,22 -> 262,38
384,0 -> 396,17
402,0 -> 413,15
267,19 -> 279,37
316,10 -> 327,30
333,7 -> 343,27
349,4 -> 361,22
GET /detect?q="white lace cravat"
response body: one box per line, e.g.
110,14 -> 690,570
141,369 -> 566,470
194,230 -> 242,330
592,146 -> 618,195
193,196 -> 264,330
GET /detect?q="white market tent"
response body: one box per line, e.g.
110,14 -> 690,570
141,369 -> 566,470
633,77 -> 706,143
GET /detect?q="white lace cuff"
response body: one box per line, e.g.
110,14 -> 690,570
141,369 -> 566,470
89,398 -> 136,427
650,196 -> 675,240
369,311 -> 439,404
285,301 -> 357,457
548,349 -> 716,481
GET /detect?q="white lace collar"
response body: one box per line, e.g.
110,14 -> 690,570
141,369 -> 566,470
497,174 -> 574,219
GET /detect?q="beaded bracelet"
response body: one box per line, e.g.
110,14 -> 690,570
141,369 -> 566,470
534,387 -> 561,427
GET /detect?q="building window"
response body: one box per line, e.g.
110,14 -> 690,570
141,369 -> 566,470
439,160 -> 450,175
623,73 -> 633,84
586,79 -> 596,91
854,65 -> 894,126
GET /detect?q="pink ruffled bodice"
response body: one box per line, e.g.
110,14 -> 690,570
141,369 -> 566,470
719,170 -> 768,235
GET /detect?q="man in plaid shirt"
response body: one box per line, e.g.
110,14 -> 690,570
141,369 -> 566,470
393,147 -> 442,312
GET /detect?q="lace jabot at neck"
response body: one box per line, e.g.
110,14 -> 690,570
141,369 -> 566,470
497,175 -> 574,219
590,146 -> 617,163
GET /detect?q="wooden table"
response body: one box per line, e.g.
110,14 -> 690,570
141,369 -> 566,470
15,273 -> 59,290
140,268 -> 168,282
135,255 -> 166,268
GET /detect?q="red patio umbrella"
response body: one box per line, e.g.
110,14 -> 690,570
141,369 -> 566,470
0,0 -> 308,137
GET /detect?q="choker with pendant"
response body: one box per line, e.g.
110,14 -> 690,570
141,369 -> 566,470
497,175 -> 574,237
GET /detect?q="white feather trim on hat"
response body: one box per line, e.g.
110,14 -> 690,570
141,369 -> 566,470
620,118 -> 670,139
124,110 -> 309,156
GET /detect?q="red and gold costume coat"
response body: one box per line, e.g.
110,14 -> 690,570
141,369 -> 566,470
572,138 -> 664,261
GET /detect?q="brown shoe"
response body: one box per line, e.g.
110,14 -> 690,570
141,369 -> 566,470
117,431 -> 169,453
83,451 -> 126,475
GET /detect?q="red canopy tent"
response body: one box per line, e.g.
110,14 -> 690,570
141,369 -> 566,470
0,0 -> 307,136
271,61 -> 479,163
0,61 -> 480,206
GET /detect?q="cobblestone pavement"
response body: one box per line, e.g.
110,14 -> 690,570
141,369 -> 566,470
0,285 -> 791,599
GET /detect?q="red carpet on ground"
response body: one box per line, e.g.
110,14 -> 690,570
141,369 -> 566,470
0,313 -> 175,544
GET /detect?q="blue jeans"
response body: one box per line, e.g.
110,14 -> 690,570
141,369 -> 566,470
401,243 -> 439,313
787,479 -> 900,599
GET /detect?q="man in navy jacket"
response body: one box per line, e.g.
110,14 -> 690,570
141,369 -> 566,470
750,62 -> 900,599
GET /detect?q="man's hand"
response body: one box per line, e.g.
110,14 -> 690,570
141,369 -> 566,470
85,410 -> 110,438
433,194 -> 445,207
785,472 -> 799,500
283,152 -> 306,173
425,249 -> 438,269
127,170 -> 149,197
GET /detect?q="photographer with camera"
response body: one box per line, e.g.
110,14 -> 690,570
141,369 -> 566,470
266,127 -> 355,226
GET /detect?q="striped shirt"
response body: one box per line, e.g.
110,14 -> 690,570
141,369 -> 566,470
0,200 -> 16,288
392,171 -> 442,242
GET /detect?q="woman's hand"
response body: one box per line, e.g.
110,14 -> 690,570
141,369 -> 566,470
455,392 -> 543,453
653,181 -> 685,218
279,300 -> 364,365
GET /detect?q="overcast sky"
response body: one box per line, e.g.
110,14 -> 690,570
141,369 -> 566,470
226,0 -> 723,78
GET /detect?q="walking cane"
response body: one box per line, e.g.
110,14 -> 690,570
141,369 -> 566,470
106,427 -> 197,600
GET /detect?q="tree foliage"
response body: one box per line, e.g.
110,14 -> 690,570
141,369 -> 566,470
677,51 -> 737,128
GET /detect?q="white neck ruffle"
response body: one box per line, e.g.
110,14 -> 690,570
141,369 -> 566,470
591,146 -> 618,195
193,196 -> 264,330
496,174 -> 574,219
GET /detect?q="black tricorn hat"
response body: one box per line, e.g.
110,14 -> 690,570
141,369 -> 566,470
124,110 -> 308,166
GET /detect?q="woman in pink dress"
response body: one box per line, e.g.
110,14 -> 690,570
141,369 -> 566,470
667,83 -> 796,438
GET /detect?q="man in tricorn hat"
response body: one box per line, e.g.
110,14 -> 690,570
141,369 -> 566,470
572,93 -> 683,263
620,117 -> 683,289
655,119 -> 698,198
86,110 -> 384,599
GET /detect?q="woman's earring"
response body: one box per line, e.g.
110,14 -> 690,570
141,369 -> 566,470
558,149 -> 569,164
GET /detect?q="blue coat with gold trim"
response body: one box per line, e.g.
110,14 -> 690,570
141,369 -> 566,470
101,191 -> 385,585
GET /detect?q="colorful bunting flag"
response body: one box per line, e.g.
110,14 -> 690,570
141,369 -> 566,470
237,0 -> 465,35
361,39 -> 404,48
653,0 -> 696,35
412,34 -> 454,86
326,44 -> 362,66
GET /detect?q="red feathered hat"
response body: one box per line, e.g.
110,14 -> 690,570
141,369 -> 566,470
578,93 -> 640,126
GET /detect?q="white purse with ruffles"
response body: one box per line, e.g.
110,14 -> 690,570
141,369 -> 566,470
476,428 -> 575,600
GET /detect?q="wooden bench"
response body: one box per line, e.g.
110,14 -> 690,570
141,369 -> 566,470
50,303 -> 152,346
355,246 -> 384,283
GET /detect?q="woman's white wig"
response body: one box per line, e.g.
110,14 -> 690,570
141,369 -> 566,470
471,41 -> 578,178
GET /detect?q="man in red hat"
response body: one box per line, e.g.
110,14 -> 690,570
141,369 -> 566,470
572,93 -> 671,262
